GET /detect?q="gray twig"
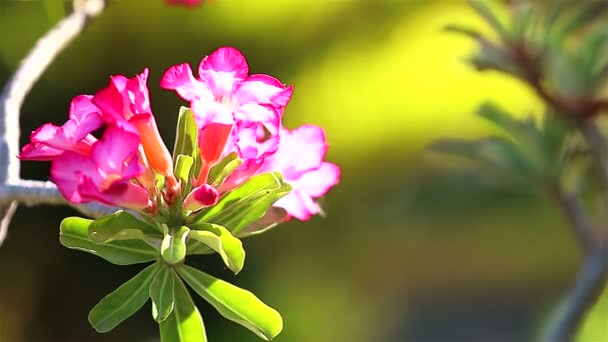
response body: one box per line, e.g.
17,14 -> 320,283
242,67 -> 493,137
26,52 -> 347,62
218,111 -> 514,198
0,0 -> 108,246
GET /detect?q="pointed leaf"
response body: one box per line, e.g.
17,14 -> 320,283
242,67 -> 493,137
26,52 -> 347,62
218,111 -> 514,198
88,210 -> 162,244
161,226 -> 190,265
60,217 -> 158,265
177,265 -> 282,341
468,0 -> 512,41
175,154 -> 195,194
160,271 -> 207,342
151,266 -> 175,323
238,208 -> 289,238
191,172 -> 292,235
173,107 -> 199,159
208,152 -> 243,187
89,263 -> 161,333
188,223 -> 245,274
173,107 -> 202,178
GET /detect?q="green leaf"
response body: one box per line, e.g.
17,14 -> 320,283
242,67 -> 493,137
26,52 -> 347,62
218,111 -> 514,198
160,271 -> 207,342
208,153 -> 244,188
191,172 -> 292,235
173,107 -> 201,176
150,266 -> 175,323
238,207 -> 288,238
89,263 -> 161,333
161,226 -> 190,265
175,154 -> 195,194
177,265 -> 282,341
477,103 -> 541,146
188,223 -> 245,274
88,210 -> 162,244
468,0 -> 512,42
60,217 -> 158,265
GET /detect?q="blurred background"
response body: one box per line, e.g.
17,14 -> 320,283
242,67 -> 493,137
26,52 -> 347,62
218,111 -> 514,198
1,0 -> 605,341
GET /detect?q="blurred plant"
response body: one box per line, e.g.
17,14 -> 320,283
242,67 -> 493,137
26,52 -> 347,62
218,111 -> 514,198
432,0 -> 608,340
0,1 -> 339,342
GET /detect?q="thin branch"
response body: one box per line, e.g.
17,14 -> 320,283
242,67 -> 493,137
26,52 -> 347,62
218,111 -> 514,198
0,180 -> 115,218
547,121 -> 608,341
0,0 -> 107,246
547,247 -> 608,342
556,191 -> 598,252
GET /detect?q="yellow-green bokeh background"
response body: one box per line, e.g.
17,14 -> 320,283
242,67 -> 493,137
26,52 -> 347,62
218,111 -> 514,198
2,0 -> 608,341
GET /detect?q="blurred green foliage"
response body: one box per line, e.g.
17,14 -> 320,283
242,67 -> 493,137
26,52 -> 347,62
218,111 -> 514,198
0,0 -> 596,341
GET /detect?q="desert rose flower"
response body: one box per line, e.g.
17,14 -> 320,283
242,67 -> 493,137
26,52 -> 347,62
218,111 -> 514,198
161,47 -> 293,183
19,95 -> 103,160
50,125 -> 150,210
256,125 -> 340,220
93,69 -> 177,187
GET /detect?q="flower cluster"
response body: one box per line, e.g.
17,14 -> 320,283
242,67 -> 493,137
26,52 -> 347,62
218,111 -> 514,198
20,47 -> 339,222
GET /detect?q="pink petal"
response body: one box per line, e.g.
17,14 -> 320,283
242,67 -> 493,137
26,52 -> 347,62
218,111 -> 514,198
217,158 -> 263,193
50,152 -> 99,203
160,63 -> 212,101
292,162 -> 341,198
18,143 -> 63,161
273,191 -> 320,221
259,125 -> 328,176
125,69 -> 151,115
91,125 -> 141,175
233,103 -> 279,125
232,122 -> 279,160
184,184 -> 219,210
79,178 -> 150,210
69,95 -> 104,141
191,98 -> 235,126
198,47 -> 249,96
234,74 -> 293,108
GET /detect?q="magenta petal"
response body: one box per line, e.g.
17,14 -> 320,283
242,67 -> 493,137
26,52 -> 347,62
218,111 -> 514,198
234,74 -> 293,107
161,63 -> 211,101
191,98 -> 235,126
18,143 -> 63,161
93,80 -> 127,123
79,179 -> 149,210
50,152 -> 99,203
293,162 -> 341,198
198,47 -> 249,95
233,103 -> 278,124
91,125 -> 141,175
273,191 -> 320,221
199,47 -> 249,80
184,184 -> 220,211
125,69 -> 152,115
69,95 -> 104,141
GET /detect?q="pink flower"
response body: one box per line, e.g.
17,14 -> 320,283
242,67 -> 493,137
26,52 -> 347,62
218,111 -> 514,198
50,125 -> 150,210
161,47 -> 293,183
19,95 -> 103,160
93,69 -> 176,182
257,125 -> 340,221
166,0 -> 204,7
183,184 -> 219,211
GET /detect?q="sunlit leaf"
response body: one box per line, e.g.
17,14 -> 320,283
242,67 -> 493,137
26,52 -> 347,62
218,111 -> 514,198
177,265 -> 282,341
191,172 -> 291,235
151,266 -> 175,323
89,263 -> 161,333
173,107 -> 201,176
60,217 -> 158,265
161,226 -> 190,265
88,210 -> 162,244
238,207 -> 289,238
175,154 -> 194,194
160,270 -> 207,342
188,223 -> 245,274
